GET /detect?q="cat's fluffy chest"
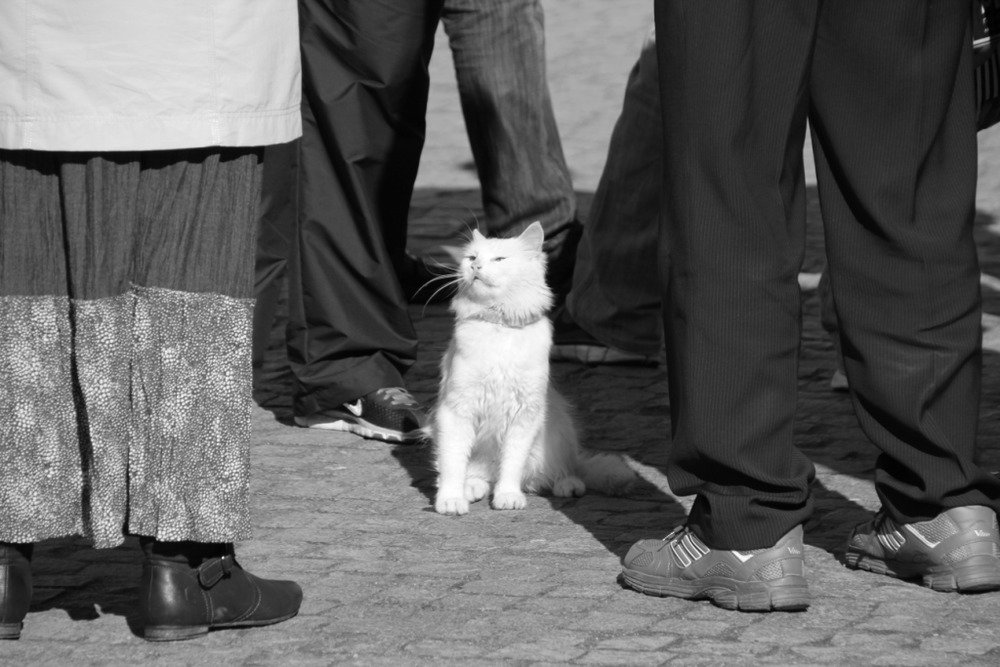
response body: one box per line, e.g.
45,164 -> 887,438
443,317 -> 551,394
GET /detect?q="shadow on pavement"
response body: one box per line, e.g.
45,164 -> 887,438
28,536 -> 143,635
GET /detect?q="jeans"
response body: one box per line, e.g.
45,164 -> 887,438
565,28 -> 662,356
441,0 -> 576,238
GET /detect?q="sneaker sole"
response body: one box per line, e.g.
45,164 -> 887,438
621,569 -> 810,612
844,551 -> 1000,593
294,416 -> 422,444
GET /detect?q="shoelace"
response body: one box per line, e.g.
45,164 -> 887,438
375,387 -> 419,407
660,526 -> 765,563
869,512 -> 908,552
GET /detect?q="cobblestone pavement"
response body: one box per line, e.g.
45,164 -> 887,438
9,2 -> 1000,665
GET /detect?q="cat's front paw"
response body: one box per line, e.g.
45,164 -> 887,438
552,476 -> 586,498
435,494 -> 470,516
464,477 -> 490,502
491,490 -> 527,510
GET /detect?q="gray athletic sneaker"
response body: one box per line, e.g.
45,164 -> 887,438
621,525 -> 810,612
845,505 -> 1000,592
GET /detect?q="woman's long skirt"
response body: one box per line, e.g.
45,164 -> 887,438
0,147 -> 262,548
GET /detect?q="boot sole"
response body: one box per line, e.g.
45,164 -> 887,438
622,569 -> 810,612
1,622 -> 22,640
144,610 -> 300,642
844,552 -> 1000,593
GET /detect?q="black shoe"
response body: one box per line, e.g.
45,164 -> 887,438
294,387 -> 426,444
0,543 -> 32,640
399,253 -> 455,304
544,220 -> 583,301
140,540 -> 303,642
550,306 -> 659,366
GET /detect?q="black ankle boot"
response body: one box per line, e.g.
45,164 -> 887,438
0,542 -> 33,640
139,539 -> 302,641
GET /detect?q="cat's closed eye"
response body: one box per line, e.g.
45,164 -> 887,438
492,257 -> 506,262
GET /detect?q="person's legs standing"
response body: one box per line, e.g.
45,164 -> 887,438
621,0 -> 817,612
441,0 -> 575,238
657,0 -> 817,548
0,148 -> 302,640
129,147 -> 302,640
810,0 -> 1000,589
289,0 -> 441,441
440,0 -> 579,294
556,27 -> 662,363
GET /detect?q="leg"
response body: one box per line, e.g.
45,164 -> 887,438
129,148 -> 303,638
656,0 -> 817,550
440,0 -> 575,239
434,405 -> 477,515
0,151 -> 85,545
289,0 -> 441,417
127,148 -> 261,545
0,151 -> 76,640
253,140 -> 298,375
0,543 -> 31,640
563,27 -> 663,358
810,0 -> 1000,521
464,452 -> 492,503
492,416 -> 544,510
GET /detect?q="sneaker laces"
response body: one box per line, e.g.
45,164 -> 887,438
374,387 -> 419,407
660,526 -> 770,564
868,512 -> 914,552
660,527 -> 710,567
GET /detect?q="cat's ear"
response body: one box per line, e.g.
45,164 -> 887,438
471,228 -> 487,243
519,221 -> 545,251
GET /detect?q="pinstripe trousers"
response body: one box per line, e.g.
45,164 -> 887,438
655,0 -> 1000,549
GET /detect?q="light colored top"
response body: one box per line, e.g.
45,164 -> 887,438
0,0 -> 301,151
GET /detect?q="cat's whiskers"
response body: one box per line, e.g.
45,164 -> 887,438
418,273 -> 463,317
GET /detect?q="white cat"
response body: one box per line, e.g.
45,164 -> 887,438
430,221 -> 637,515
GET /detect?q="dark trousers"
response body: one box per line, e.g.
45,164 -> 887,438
655,0 -> 1000,549
252,140 -> 298,372
284,0 -> 444,416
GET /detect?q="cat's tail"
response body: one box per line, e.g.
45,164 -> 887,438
577,450 -> 638,496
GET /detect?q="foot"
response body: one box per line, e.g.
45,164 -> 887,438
435,494 -> 470,516
551,476 -> 586,497
491,490 -> 527,510
140,542 -> 303,642
0,543 -> 32,640
621,525 -> 810,612
464,477 -> 490,503
844,505 -> 1000,592
550,306 -> 659,366
295,387 -> 426,444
